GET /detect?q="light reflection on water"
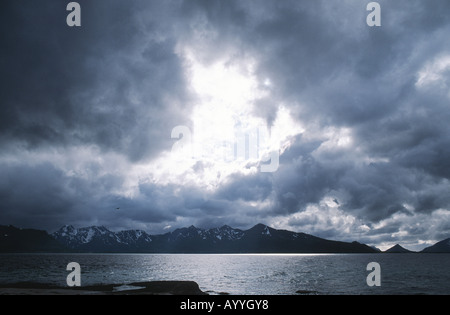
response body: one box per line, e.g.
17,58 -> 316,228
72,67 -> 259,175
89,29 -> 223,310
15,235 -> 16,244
1,253 -> 450,295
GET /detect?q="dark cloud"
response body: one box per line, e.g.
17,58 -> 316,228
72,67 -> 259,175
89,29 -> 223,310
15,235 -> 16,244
1,0 -> 450,249
0,0 -> 192,161
214,172 -> 273,202
0,163 -> 88,230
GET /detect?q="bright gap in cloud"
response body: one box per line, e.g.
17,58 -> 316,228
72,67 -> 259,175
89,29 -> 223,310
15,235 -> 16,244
138,49 -> 303,190
271,196 -> 371,241
416,54 -> 450,90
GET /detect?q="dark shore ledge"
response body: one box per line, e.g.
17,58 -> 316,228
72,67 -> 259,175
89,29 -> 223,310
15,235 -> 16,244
0,281 -> 207,295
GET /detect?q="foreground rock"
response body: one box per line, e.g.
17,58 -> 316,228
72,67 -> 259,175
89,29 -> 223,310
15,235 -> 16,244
0,281 -> 207,295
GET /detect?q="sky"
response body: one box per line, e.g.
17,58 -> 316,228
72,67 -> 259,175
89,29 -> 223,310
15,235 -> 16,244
1,0 -> 450,251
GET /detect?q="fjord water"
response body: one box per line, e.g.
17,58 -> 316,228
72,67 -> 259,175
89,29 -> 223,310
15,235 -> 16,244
1,253 -> 450,295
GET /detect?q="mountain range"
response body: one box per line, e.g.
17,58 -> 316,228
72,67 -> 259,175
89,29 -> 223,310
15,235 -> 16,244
51,223 -> 376,253
1,223 -> 449,253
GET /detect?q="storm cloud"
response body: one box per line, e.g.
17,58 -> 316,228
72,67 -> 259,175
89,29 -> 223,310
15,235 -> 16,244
1,0 -> 450,251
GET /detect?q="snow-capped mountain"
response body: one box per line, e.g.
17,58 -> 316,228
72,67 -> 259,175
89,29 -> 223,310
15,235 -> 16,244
51,223 -> 377,253
53,225 -> 112,245
165,225 -> 244,242
206,225 -> 245,241
3,223 -> 450,254
116,229 -> 153,244
52,225 -> 153,252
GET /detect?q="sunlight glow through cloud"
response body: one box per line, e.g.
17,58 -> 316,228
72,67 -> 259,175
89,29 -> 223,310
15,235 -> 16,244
139,49 -> 303,190
416,54 -> 450,90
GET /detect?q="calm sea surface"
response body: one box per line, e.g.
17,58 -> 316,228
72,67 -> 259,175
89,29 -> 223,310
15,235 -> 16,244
1,253 -> 449,295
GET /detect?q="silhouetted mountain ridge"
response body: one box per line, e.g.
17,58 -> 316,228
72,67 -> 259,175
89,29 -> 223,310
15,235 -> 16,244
51,223 -> 376,253
2,223 -> 450,253
384,244 -> 414,253
421,238 -> 450,253
0,225 -> 66,252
